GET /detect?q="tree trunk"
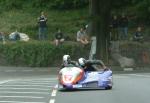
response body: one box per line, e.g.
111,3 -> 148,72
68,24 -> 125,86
90,0 -> 112,63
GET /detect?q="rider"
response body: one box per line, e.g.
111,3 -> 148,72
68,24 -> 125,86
78,58 -> 109,72
61,54 -> 77,68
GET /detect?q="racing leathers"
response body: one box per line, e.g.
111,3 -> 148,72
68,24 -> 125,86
80,60 -> 108,72
60,61 -> 77,69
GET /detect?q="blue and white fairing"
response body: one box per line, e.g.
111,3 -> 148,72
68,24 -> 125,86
73,70 -> 112,89
58,66 -> 113,90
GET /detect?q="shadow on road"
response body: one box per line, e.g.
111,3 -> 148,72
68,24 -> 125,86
58,88 -> 112,92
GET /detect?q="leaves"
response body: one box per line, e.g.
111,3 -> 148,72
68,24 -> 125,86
0,41 -> 88,67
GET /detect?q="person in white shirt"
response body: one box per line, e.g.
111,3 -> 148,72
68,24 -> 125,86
77,27 -> 89,45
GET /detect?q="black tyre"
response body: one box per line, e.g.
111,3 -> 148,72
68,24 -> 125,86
105,86 -> 112,90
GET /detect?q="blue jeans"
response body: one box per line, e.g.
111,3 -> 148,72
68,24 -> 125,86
39,27 -> 47,40
120,27 -> 128,40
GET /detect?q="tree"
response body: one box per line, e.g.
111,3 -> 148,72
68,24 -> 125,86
89,0 -> 150,63
89,0 -> 112,63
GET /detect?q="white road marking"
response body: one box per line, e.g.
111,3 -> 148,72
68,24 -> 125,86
127,74 -> 150,78
15,81 -> 56,84
0,101 -> 45,103
0,80 -> 15,84
49,85 -> 58,103
0,78 -> 57,103
38,69 -> 50,72
0,85 -> 53,88
114,75 -> 130,79
21,78 -> 57,81
1,69 -> 51,72
4,70 -> 17,72
51,89 -> 57,97
123,68 -> 133,71
0,91 -> 50,94
49,99 -> 55,103
52,84 -> 58,97
9,82 -> 55,85
0,87 -> 51,90
0,96 -> 44,98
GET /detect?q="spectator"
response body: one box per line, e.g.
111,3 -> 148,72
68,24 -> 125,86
37,11 -> 48,40
54,28 -> 65,46
0,32 -> 5,41
133,26 -> 143,42
85,24 -> 90,36
0,32 -> 6,44
77,27 -> 89,45
110,15 -> 119,41
119,13 -> 128,40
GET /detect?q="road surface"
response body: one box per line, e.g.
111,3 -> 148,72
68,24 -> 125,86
0,67 -> 150,103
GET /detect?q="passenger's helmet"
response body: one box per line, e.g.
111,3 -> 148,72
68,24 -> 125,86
78,58 -> 86,67
63,55 -> 71,65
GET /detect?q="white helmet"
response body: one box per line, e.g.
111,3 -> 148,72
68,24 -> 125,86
63,55 -> 71,64
78,58 -> 86,66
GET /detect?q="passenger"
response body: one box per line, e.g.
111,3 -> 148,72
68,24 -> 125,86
78,58 -> 109,72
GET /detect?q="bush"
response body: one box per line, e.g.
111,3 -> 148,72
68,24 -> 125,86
0,0 -> 88,10
132,0 -> 150,25
0,0 -> 23,10
50,0 -> 89,9
0,41 -> 89,67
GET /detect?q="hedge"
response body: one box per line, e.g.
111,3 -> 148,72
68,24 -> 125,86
0,41 -> 89,67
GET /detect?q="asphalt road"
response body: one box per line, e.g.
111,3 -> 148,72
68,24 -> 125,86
0,67 -> 58,103
56,73 -> 150,103
0,67 -> 150,103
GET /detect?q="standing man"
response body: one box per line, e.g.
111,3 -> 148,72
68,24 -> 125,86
110,15 -> 119,41
38,11 -> 48,40
119,13 -> 128,40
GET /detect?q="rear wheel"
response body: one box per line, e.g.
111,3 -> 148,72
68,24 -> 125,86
105,86 -> 112,90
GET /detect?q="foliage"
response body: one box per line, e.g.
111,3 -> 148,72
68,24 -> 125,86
50,0 -> 88,9
131,0 -> 150,24
0,0 -> 88,10
0,0 -> 150,23
0,0 -> 23,10
0,41 -> 89,67
111,0 -> 150,25
0,7 -> 88,40
0,0 -> 149,40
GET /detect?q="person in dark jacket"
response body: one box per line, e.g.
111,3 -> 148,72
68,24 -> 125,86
119,13 -> 128,40
38,11 -> 48,40
78,58 -> 109,72
110,15 -> 119,41
54,28 -> 65,46
133,26 -> 143,42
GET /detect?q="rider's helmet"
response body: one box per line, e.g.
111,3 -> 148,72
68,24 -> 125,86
78,58 -> 86,67
63,55 -> 71,66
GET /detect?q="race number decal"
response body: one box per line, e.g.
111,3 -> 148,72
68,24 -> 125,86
64,75 -> 73,82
